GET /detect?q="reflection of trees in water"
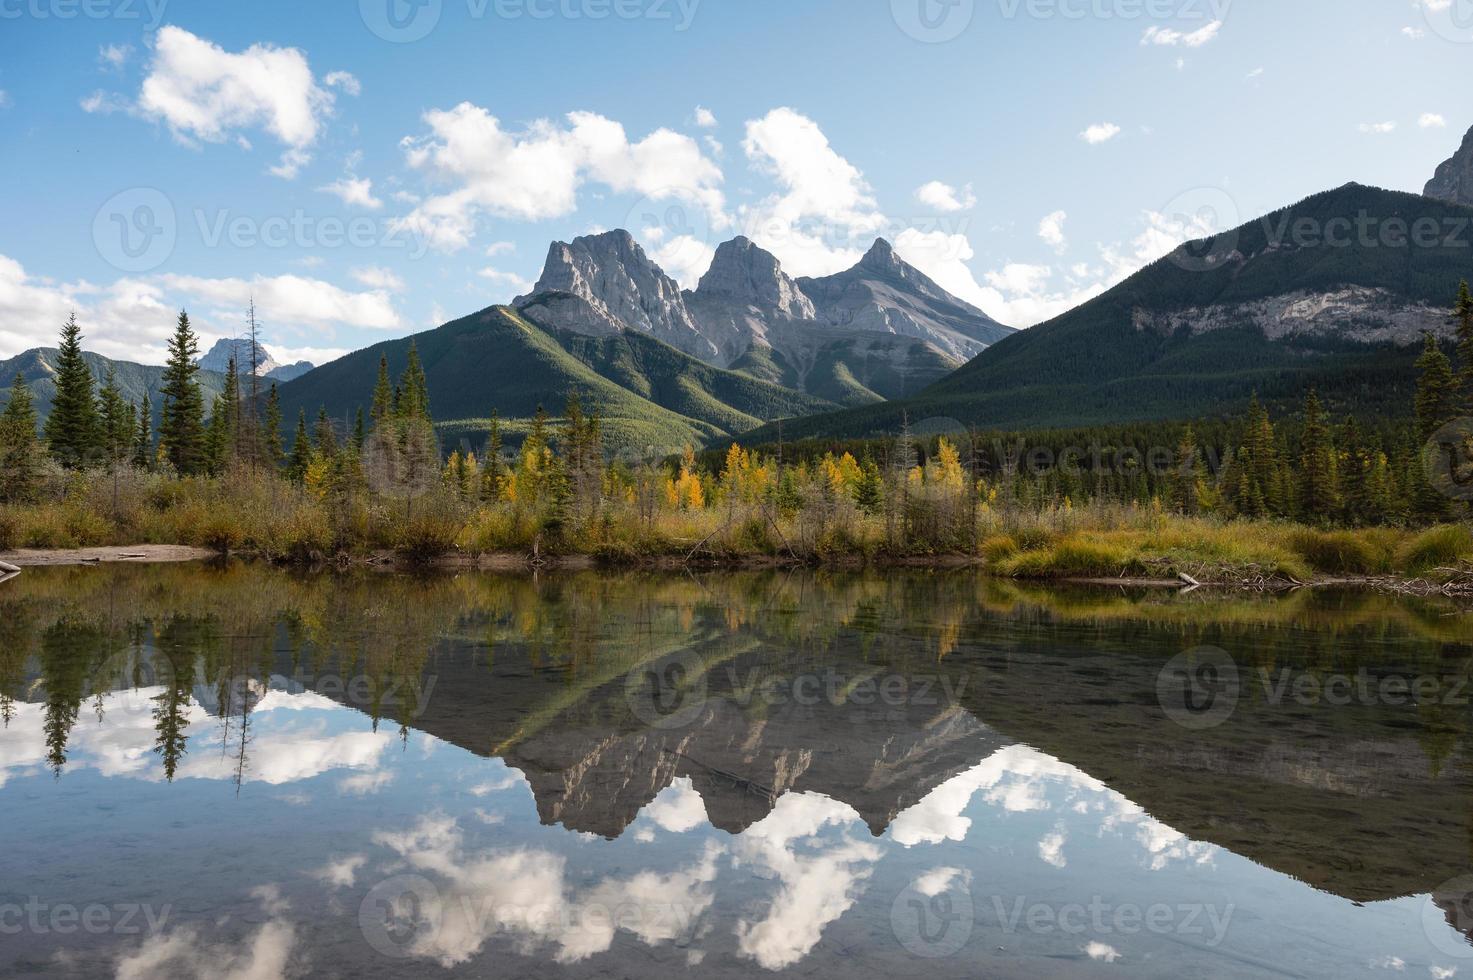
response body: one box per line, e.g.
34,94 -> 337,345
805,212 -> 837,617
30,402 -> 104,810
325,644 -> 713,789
4,563 -> 1473,785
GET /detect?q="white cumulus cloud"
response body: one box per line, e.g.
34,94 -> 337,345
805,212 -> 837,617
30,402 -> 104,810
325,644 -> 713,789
1141,21 -> 1222,47
395,104 -> 727,252
915,180 -> 977,213
1080,122 -> 1122,145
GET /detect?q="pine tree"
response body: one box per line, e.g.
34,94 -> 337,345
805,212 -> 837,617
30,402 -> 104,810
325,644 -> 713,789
263,384 -> 284,469
1456,279 -> 1473,407
370,355 -> 393,426
43,312 -> 100,467
96,365 -> 134,464
481,411 -> 505,501
397,342 -> 430,422
1168,425 -> 1202,515
0,373 -> 43,502
314,407 -> 338,457
353,407 -> 366,451
1298,389 -> 1339,521
132,393 -> 153,469
159,311 -> 207,475
1415,333 -> 1457,440
287,410 -> 312,484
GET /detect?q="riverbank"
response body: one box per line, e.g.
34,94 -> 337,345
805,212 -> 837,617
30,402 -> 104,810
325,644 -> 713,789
5,536 -> 1470,599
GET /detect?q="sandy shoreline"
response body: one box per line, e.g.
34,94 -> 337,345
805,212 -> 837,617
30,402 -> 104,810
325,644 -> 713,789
0,545 -> 216,567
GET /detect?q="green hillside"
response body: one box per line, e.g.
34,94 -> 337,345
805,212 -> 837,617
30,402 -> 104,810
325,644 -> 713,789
0,348 -> 228,426
737,184 -> 1473,444
273,306 -> 833,457
729,329 -> 959,407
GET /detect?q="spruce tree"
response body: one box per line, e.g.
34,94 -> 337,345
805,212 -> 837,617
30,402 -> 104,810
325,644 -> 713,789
96,365 -> 134,464
353,407 -> 366,451
43,312 -> 100,467
0,373 -> 43,502
1453,279 -> 1473,407
133,393 -> 153,470
288,410 -> 312,484
370,355 -> 393,426
159,311 -> 207,475
263,384 -> 284,469
1415,333 -> 1456,440
314,407 -> 338,457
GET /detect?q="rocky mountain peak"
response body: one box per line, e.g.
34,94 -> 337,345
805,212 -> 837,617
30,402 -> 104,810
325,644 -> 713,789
694,236 -> 815,320
515,230 -> 714,360
1425,123 -> 1473,207
199,338 -> 280,377
859,238 -> 903,273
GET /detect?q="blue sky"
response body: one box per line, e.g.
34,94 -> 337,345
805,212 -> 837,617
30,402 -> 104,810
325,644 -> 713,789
0,0 -> 1468,365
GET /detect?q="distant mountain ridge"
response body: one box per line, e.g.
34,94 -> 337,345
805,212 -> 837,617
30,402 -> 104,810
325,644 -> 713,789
514,229 -> 1013,402
738,182 -> 1473,442
0,348 -> 228,426
198,338 -> 314,383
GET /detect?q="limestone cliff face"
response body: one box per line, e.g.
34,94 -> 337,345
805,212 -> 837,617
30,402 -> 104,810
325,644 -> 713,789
1425,124 -> 1473,207
515,230 -> 1010,398
514,230 -> 716,362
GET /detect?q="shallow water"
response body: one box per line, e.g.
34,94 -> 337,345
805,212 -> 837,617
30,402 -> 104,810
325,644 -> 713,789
3,564 -> 1473,978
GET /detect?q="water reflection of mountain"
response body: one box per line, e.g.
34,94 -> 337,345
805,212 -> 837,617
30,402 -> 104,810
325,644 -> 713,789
5,564 -> 1473,909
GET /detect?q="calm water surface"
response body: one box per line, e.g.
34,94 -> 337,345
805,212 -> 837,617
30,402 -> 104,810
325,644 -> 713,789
3,564 -> 1473,978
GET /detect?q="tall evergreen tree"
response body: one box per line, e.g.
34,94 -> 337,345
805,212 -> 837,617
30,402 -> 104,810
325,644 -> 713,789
370,355 -> 393,426
263,384 -> 284,469
132,393 -> 153,470
397,342 -> 430,421
288,410 -> 312,484
159,311 -> 207,475
1415,333 -> 1457,440
0,373 -> 43,502
43,312 -> 100,466
1298,389 -> 1339,521
314,406 -> 338,457
96,365 -> 134,464
1456,279 -> 1473,407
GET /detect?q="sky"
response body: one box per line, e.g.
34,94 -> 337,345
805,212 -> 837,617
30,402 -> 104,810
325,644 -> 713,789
0,0 -> 1469,366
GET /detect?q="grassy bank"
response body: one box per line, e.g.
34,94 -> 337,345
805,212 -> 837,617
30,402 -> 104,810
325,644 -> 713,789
2,464 -> 1469,588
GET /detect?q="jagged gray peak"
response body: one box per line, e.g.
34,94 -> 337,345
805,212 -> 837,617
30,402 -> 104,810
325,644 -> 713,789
693,236 -> 816,320
199,338 -> 282,377
515,230 -> 715,361
798,239 -> 1013,362
1425,124 -> 1473,207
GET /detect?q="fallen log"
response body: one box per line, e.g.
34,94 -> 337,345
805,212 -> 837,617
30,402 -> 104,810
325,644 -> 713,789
0,559 -> 21,574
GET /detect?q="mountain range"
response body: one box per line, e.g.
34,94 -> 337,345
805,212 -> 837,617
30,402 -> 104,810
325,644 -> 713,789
0,348 -> 229,428
198,338 -> 315,383
6,126 -> 1473,453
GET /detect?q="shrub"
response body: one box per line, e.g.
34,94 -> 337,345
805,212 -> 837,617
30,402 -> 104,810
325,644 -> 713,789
1395,525 -> 1473,573
1285,529 -> 1391,575
981,535 -> 1019,563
